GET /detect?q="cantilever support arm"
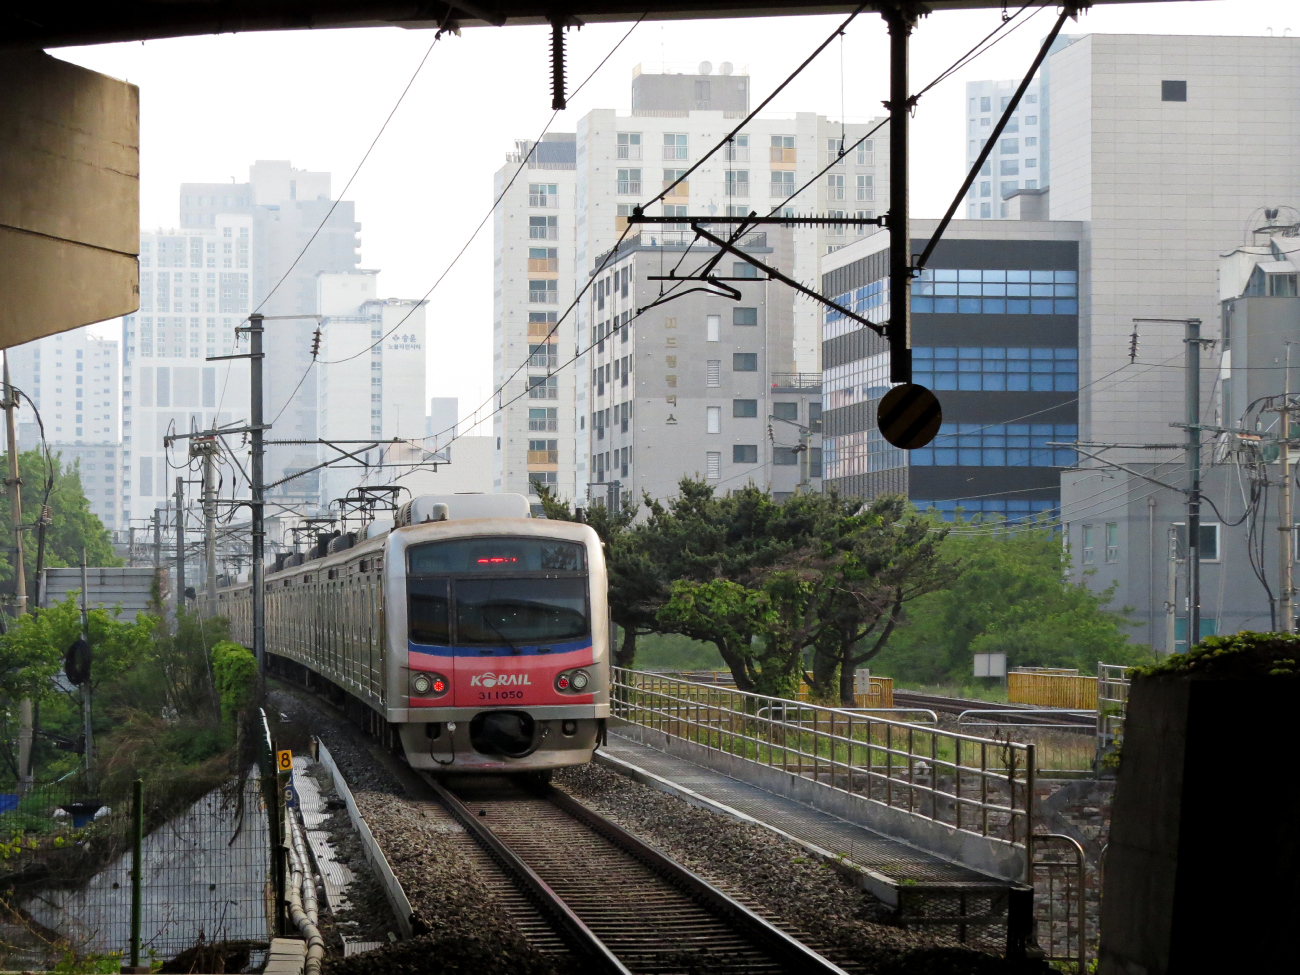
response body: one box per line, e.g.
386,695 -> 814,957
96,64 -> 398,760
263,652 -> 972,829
1057,443 -> 1189,495
690,224 -> 884,336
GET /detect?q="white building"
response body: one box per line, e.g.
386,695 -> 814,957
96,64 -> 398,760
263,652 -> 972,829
316,270 -> 427,509
6,327 -> 123,529
122,214 -> 255,528
492,64 -> 887,508
963,77 -> 1045,220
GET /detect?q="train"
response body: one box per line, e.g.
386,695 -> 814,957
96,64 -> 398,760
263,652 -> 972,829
221,493 -> 610,772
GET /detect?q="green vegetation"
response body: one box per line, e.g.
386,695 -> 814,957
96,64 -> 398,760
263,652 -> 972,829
211,640 -> 258,725
544,480 -> 1153,700
0,448 -> 121,587
1131,630 -> 1300,679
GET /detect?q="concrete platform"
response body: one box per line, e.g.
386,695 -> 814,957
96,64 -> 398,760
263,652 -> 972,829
598,730 -> 1009,910
263,938 -> 305,975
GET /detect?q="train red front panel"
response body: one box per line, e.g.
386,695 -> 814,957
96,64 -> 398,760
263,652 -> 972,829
408,641 -> 594,708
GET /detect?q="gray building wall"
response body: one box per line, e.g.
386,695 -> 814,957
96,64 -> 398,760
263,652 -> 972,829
584,231 -> 818,506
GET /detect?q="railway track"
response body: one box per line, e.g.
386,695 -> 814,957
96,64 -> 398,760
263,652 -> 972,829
424,774 -> 852,975
893,691 -> 1095,729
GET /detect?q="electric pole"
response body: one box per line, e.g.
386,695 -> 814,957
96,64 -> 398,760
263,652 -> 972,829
80,550 -> 92,779
249,313 -> 266,668
152,507 -> 162,570
1184,319 -> 1202,647
1278,343 -> 1294,633
174,476 -> 186,616
2,352 -> 32,793
199,440 -> 219,616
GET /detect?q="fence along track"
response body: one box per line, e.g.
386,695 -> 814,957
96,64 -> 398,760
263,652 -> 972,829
426,775 -> 851,975
892,691 -> 1094,728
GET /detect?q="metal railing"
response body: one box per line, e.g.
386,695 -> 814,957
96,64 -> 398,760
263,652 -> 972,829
1095,662 -> 1131,765
1033,833 -> 1087,972
612,668 -> 1035,856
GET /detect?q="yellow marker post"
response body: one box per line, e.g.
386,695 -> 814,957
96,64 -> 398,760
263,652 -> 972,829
277,749 -> 293,772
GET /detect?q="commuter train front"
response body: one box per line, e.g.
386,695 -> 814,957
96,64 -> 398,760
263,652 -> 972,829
223,495 -> 609,772
394,517 -> 609,771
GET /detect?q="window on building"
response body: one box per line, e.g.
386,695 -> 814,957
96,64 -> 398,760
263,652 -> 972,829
770,135 -> 796,163
856,140 -> 874,166
733,444 -> 758,464
706,315 -> 721,342
733,307 -> 758,326
911,346 -> 1078,391
529,215 -> 558,240
528,376 -> 559,399
617,169 -> 642,195
528,247 -> 559,271
617,132 -> 642,159
856,174 -> 873,202
725,170 -> 750,198
725,134 -> 750,162
663,133 -> 688,160
1026,116 -> 1037,126
1106,523 -> 1119,563
528,183 -> 558,207
773,447 -> 798,466
1001,159 -> 1019,176
1082,526 -> 1095,564
733,399 -> 757,418
1001,138 -> 1019,154
1173,523 -> 1220,562
732,262 -> 758,279
910,268 -> 1078,315
706,360 -> 721,387
1025,158 -> 1037,169
706,406 -> 721,434
980,203 -> 991,218
980,181 -> 991,198
770,170 -> 795,197
733,353 -> 758,372
1025,137 -> 1038,148
528,279 -> 559,303
908,423 -> 1078,468
979,96 -> 991,112
528,408 -> 558,431
773,402 -> 798,422
1162,80 -> 1187,102
827,173 -> 845,200
706,452 -> 721,479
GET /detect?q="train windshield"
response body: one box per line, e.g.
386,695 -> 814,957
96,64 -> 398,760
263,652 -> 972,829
407,537 -> 590,647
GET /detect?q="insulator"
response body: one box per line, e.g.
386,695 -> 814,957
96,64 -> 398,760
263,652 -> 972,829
550,21 -> 567,111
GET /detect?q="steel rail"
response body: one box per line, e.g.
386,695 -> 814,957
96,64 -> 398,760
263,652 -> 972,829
894,691 -> 1095,728
423,776 -> 632,975
431,775 -> 850,975
544,786 -> 852,975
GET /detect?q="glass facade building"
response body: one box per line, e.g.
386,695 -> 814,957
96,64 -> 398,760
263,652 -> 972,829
820,230 -> 1080,521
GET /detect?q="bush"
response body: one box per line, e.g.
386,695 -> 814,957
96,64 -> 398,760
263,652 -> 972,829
210,641 -> 257,724
1132,630 -> 1300,680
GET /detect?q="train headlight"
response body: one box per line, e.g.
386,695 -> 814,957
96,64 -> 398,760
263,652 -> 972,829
412,674 -> 433,696
571,670 -> 590,690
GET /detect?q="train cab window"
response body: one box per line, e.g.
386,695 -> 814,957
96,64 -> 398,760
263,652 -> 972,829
409,578 -> 450,645
408,537 -> 585,574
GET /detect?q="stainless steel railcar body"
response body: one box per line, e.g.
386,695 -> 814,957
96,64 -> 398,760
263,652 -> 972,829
221,516 -> 610,771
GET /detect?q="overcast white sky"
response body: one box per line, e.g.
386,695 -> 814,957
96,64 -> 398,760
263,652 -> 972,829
55,1 -> 1297,432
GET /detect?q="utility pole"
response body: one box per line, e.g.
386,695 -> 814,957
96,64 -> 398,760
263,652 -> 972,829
80,550 -> 92,779
1184,318 -> 1203,649
174,476 -> 186,616
2,352 -> 32,793
797,425 -> 811,495
1166,527 -> 1179,655
1278,343 -> 1294,633
152,508 -> 162,569
198,440 -> 219,616
128,526 -> 135,568
249,313 -> 266,668
882,4 -> 915,385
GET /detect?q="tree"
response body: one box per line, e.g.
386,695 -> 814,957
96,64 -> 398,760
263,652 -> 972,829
873,521 -> 1152,683
535,486 -> 666,668
802,496 -> 958,706
0,448 -> 121,592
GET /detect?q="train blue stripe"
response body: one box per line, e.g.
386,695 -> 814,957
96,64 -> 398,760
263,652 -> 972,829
408,636 -> 592,658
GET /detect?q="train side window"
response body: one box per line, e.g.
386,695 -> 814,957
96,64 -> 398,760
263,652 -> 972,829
409,578 -> 450,644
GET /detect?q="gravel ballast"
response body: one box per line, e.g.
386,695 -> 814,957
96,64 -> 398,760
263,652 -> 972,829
554,762 -> 1032,975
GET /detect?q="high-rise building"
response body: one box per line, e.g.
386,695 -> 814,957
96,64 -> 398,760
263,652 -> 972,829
7,327 -> 123,529
820,217 -> 1083,521
121,161 -> 362,527
492,65 -> 887,504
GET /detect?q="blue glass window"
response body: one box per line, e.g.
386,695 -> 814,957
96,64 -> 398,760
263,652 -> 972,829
911,347 -> 1077,393
908,423 -> 1077,467
914,497 -> 1059,524
910,269 -> 1078,313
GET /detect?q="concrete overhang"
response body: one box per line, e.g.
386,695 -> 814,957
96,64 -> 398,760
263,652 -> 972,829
3,1 -> 1189,52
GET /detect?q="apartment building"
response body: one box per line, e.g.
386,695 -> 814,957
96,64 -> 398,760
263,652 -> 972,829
120,161 -> 362,526
7,327 -> 123,529
493,64 -> 885,506
820,218 -> 1083,521
584,230 -> 820,506
964,77 -> 1046,220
